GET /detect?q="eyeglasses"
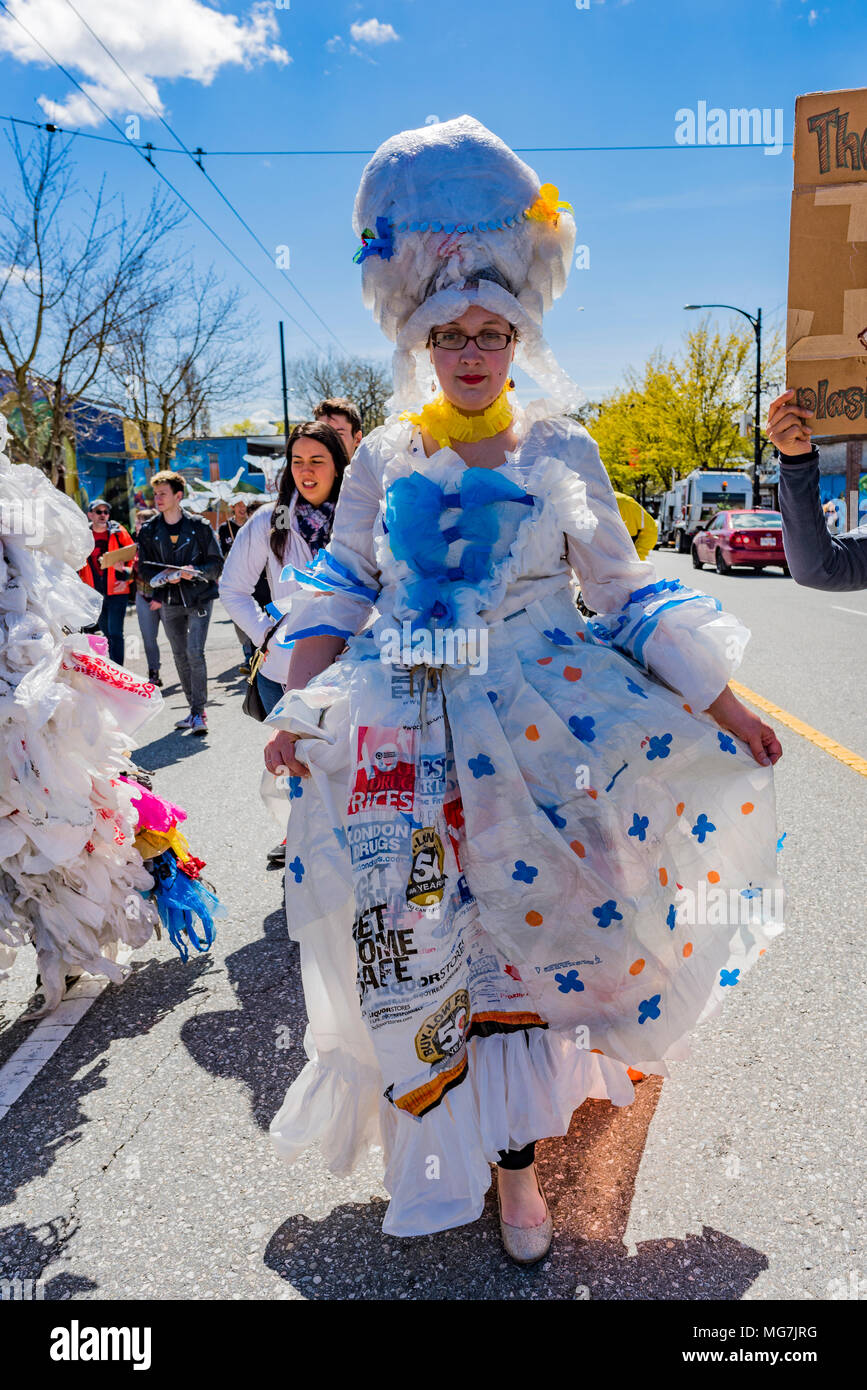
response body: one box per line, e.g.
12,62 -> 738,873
92,508 -> 110,515
429,330 -> 515,351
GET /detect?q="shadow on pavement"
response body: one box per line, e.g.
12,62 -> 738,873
264,1205 -> 767,1301
133,730 -> 213,771
0,1215 -> 98,1299
213,663 -> 248,687
263,1077 -> 769,1300
180,906 -> 303,1129
0,955 -> 211,1212
180,903 -> 771,1299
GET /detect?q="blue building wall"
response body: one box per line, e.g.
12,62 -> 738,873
818,472 -> 867,522
173,437 -> 270,491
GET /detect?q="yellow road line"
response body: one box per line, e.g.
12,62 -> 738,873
730,680 -> 867,778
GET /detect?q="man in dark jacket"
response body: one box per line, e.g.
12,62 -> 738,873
137,471 -> 223,736
768,390 -> 867,591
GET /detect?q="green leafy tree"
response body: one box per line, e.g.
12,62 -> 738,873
578,317 -> 783,498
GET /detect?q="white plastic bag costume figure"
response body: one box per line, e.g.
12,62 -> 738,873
0,416 -> 162,1010
266,117 -> 784,1237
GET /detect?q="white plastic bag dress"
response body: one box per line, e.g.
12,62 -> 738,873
266,410 -> 784,1236
1,425 -> 161,1010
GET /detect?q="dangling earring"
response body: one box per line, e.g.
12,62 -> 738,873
508,378 -> 516,390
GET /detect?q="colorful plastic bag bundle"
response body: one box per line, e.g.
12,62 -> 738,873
123,776 -> 224,963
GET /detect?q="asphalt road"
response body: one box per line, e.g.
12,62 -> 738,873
0,563 -> 864,1302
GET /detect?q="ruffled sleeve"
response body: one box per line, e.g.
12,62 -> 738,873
272,437 -> 384,645
558,422 -> 750,712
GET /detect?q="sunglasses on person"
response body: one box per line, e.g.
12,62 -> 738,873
429,330 -> 515,351
92,507 -> 110,516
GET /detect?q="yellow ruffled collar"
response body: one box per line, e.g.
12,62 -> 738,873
402,384 -> 513,450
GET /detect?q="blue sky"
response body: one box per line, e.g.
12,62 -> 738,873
1,0 -> 865,427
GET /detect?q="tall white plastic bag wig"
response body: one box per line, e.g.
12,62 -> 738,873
351,115 -> 584,412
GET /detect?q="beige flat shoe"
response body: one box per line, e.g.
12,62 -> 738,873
497,1170 -> 553,1265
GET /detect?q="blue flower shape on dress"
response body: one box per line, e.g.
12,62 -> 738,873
645,733 -> 673,760
287,777 -> 304,800
720,968 -> 740,987
487,690 -> 498,704
625,676 -> 649,700
569,714 -> 597,744
638,994 -> 662,1024
666,902 -> 677,930
512,860 -> 538,884
542,805 -> 568,829
543,627 -> 575,646
592,899 -> 623,928
468,753 -> 495,778
628,813 -> 649,842
717,732 -> 737,754
691,813 -> 716,843
555,969 -> 584,993
287,856 -> 305,883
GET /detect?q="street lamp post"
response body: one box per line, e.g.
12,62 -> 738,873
684,303 -> 762,507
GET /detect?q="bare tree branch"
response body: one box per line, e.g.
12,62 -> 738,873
287,350 -> 392,429
0,130 -> 184,485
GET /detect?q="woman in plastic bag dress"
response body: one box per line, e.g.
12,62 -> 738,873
0,417 -> 221,1012
263,116 -> 784,1261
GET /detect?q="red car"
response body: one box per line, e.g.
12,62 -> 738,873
691,509 -> 789,575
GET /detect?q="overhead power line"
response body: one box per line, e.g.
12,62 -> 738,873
0,115 -> 793,158
0,1 -> 328,353
59,0 -> 346,352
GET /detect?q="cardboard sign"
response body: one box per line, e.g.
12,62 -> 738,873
787,88 -> 867,440
98,543 -> 137,569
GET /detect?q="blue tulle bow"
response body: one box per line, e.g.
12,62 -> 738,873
441,506 -> 499,547
447,543 -> 490,584
383,466 -> 534,629
403,576 -> 457,627
385,473 -> 449,573
459,467 -> 535,508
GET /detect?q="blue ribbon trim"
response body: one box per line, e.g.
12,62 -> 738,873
280,548 -> 379,603
274,622 -> 353,646
588,580 -> 723,666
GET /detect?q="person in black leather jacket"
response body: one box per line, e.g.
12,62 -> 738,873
137,470 -> 223,736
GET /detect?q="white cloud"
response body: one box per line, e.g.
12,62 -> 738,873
0,262 -> 39,286
348,43 -> 377,64
247,409 -> 278,435
349,18 -> 399,45
808,7 -> 819,21
325,34 -> 343,51
0,0 -> 290,129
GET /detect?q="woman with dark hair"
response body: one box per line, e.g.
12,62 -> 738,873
221,421 -> 349,707
220,421 -> 349,864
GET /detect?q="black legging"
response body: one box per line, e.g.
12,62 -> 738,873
496,1142 -> 536,1170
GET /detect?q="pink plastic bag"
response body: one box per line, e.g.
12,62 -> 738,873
120,777 -> 187,833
